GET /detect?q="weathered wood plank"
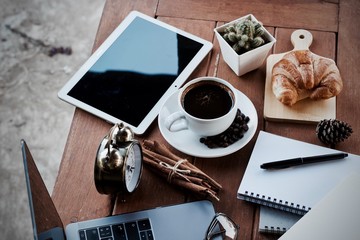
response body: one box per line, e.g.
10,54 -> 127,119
52,109 -> 113,226
194,144 -> 261,240
157,0 -> 338,32
337,0 -> 360,155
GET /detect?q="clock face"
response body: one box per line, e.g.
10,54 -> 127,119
125,143 -> 142,192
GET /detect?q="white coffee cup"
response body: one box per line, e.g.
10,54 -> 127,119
165,77 -> 238,136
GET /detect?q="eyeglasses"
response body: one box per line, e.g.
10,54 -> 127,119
205,213 -> 239,240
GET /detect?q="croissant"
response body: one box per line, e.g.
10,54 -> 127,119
271,50 -> 343,106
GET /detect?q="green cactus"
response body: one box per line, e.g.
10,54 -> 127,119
222,17 -> 268,54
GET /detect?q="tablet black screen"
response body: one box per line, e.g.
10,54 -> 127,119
68,16 -> 203,127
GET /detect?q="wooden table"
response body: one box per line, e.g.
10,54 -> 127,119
52,1 -> 360,239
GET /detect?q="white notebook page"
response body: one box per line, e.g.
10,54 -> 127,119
237,131 -> 360,215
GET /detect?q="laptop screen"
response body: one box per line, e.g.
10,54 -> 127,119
21,140 -> 65,240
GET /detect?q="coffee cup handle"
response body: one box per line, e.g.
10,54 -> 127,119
164,111 -> 188,132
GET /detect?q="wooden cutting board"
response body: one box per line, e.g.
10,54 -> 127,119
264,29 -> 336,123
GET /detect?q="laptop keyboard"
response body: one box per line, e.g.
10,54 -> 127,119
79,218 -> 154,240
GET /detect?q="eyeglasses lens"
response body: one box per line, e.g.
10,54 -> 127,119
206,214 -> 238,240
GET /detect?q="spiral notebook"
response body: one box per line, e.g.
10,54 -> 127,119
279,173 -> 360,240
237,131 -> 360,215
259,206 -> 301,234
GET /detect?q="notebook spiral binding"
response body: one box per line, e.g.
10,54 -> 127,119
261,226 -> 287,235
239,191 -> 311,215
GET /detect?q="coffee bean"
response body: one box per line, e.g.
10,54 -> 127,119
199,109 -> 250,148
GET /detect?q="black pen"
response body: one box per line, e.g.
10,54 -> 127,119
260,152 -> 348,170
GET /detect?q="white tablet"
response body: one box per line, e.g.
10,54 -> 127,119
58,11 -> 212,135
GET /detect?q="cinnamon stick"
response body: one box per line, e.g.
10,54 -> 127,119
144,158 -> 219,201
143,148 -> 181,168
143,142 -> 222,190
144,148 -> 220,190
143,156 -> 191,183
142,140 -> 222,201
144,140 -> 184,162
173,178 -> 220,201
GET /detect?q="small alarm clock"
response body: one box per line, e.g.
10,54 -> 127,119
94,123 -> 143,195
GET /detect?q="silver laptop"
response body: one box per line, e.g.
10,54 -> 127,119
21,139 -> 216,240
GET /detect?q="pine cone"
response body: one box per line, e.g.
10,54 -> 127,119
316,119 -> 353,145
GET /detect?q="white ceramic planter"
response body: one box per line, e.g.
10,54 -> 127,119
214,14 -> 276,76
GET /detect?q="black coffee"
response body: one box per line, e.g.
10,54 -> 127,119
182,81 -> 233,119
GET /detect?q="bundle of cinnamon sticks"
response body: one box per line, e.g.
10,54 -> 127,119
142,140 -> 222,201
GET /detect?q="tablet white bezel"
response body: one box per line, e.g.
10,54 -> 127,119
58,11 -> 212,135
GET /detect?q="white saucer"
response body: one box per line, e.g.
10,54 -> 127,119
158,89 -> 258,158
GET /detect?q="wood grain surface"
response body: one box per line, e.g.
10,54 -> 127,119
52,1 -> 360,240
